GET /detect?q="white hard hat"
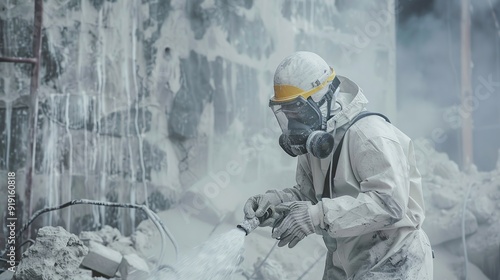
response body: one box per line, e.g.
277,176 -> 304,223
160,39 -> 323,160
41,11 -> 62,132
272,51 -> 337,103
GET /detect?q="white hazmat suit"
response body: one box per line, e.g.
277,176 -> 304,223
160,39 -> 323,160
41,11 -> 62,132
268,76 -> 433,279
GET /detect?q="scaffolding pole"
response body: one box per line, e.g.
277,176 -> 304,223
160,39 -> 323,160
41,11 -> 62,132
461,0 -> 473,168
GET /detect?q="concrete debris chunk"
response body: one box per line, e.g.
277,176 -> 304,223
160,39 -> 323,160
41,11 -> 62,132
81,240 -> 123,277
79,231 -> 105,245
78,268 -> 93,277
433,159 -> 460,180
96,225 -> 122,246
72,269 -> 94,280
431,188 -> 460,209
467,196 -> 495,224
423,209 -> 478,246
119,253 -> 150,280
13,226 -> 88,280
131,228 -> 153,257
108,236 -> 137,255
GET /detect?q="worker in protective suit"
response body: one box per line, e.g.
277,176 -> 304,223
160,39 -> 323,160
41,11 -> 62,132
244,51 -> 433,279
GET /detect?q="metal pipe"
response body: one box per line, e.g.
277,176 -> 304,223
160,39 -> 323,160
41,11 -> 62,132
460,0 -> 473,168
236,217 -> 260,236
24,0 -> 44,244
0,57 -> 37,64
237,208 -> 274,235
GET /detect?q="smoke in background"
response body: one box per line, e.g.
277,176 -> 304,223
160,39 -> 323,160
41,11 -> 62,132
397,0 -> 500,171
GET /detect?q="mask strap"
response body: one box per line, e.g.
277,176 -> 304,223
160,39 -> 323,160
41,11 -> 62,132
319,81 -> 337,130
307,76 -> 341,130
323,94 -> 332,130
326,78 -> 341,122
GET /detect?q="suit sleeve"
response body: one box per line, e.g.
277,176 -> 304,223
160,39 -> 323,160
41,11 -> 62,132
320,129 -> 409,238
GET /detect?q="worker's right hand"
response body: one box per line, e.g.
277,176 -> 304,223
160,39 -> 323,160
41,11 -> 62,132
244,191 -> 284,227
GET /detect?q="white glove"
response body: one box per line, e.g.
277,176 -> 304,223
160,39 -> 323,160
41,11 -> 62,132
243,190 -> 295,227
272,201 -> 323,248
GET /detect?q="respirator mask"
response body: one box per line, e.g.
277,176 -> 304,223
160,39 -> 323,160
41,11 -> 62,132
270,77 -> 341,159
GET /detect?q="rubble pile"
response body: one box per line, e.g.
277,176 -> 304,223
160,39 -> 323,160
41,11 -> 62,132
4,226 -> 153,280
416,140 -> 500,280
11,227 -> 89,280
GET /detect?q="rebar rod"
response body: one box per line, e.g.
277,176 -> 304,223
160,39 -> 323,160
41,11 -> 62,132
0,57 -> 37,64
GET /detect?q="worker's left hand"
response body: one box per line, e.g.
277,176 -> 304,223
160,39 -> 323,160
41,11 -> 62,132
272,201 -> 323,248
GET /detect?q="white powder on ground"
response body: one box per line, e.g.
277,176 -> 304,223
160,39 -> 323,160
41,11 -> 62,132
151,229 -> 246,280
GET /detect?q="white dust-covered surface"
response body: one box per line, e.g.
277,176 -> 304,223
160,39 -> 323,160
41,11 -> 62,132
138,207 -> 327,279
416,140 -> 500,280
136,140 -> 500,280
153,229 -> 246,280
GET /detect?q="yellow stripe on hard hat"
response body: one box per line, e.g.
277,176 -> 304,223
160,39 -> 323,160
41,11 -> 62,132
272,69 -> 336,103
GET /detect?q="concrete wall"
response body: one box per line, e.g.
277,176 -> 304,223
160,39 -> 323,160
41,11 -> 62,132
0,0 -> 396,248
